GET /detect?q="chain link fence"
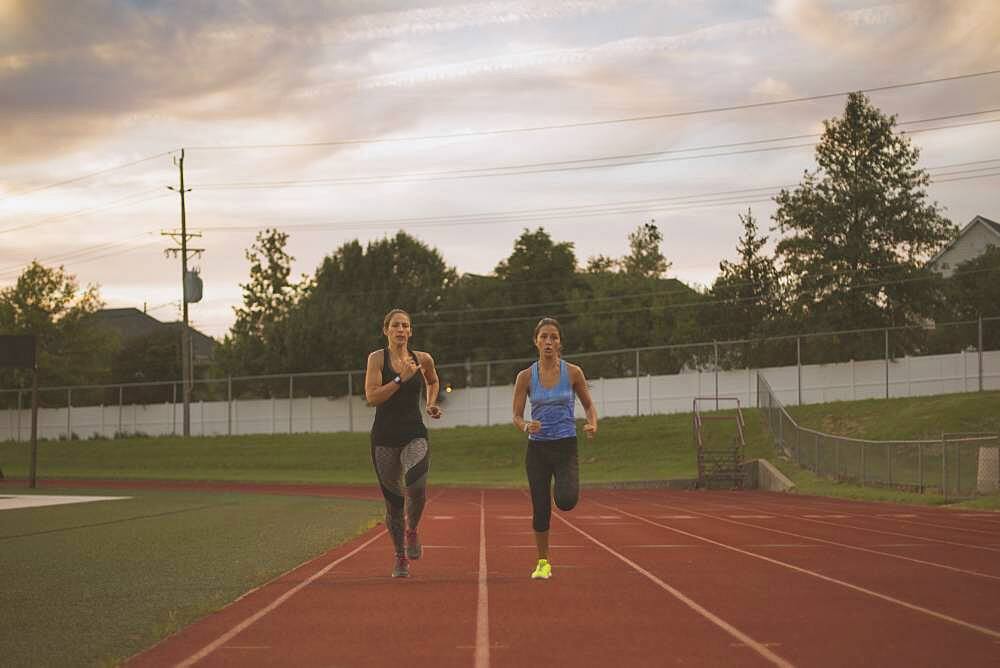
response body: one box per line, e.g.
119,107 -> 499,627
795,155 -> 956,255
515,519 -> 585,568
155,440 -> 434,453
1,317 -> 997,442
757,374 -> 999,499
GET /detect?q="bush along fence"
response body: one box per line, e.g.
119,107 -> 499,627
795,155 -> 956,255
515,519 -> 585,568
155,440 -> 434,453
756,374 -> 999,500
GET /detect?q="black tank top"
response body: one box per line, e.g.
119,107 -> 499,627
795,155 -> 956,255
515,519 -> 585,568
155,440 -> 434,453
370,347 -> 428,448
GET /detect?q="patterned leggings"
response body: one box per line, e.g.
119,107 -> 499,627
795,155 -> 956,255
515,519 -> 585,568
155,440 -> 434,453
372,438 -> 430,555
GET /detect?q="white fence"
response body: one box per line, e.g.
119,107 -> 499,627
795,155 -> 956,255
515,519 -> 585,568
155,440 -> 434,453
2,348 -> 997,441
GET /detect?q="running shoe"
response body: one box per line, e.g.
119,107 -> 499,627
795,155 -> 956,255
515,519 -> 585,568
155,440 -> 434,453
530,558 -> 552,580
405,529 -> 422,560
392,554 -> 410,578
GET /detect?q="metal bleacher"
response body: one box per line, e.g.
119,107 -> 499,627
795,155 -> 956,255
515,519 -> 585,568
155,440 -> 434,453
693,396 -> 747,490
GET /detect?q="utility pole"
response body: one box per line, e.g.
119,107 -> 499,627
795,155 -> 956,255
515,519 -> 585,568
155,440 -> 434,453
162,149 -> 203,437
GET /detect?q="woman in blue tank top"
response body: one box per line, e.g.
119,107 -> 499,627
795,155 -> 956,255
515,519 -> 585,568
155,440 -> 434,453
512,317 -> 598,580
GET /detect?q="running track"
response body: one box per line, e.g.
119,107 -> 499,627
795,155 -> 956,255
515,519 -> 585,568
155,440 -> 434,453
125,487 -> 1000,667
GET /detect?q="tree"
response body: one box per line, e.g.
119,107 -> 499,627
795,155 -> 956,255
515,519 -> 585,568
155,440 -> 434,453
492,227 -> 579,356
929,246 -> 1000,352
702,209 -> 784,365
0,261 -> 113,388
217,229 -> 306,376
283,232 -> 458,376
585,254 -> 618,274
773,92 -> 955,359
621,220 -> 671,278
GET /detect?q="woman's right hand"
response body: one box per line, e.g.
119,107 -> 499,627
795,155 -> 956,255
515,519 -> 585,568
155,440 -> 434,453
399,356 -> 420,381
524,420 -> 541,435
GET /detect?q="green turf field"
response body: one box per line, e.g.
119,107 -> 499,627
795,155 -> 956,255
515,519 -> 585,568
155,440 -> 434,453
0,489 -> 382,667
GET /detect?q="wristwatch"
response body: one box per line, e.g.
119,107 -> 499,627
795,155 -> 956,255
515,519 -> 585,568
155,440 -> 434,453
393,375 -> 402,385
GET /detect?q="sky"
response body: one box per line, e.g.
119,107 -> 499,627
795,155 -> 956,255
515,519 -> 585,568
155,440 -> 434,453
1,0 -> 999,339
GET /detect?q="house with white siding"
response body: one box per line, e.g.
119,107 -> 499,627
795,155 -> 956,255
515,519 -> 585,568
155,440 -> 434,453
929,215 -> 1000,277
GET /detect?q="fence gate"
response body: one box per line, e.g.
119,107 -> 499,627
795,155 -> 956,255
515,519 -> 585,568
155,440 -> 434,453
693,397 -> 747,489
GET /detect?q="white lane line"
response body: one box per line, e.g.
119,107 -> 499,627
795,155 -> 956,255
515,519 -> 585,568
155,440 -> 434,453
176,529 -> 387,667
655,515 -> 696,519
627,544 -> 699,548
554,513 -> 794,668
655,502 -> 1000,582
601,502 -> 1000,642
431,515 -> 455,520
802,515 -> 850,519
499,515 -> 532,520
708,498 -> 1000,554
475,491 -> 490,668
0,495 -> 131,510
504,545 -> 583,549
729,515 -> 774,519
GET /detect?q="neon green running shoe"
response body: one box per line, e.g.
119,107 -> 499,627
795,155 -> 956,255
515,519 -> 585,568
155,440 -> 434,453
530,558 -> 552,580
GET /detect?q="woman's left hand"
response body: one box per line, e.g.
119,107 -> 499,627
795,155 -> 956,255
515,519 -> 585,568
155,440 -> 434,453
583,422 -> 597,439
426,404 -> 443,419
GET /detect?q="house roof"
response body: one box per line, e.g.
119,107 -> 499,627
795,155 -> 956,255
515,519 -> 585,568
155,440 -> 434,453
91,308 -> 216,359
928,215 -> 1000,266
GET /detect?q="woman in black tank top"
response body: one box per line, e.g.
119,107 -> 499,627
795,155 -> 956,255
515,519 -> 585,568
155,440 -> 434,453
364,309 -> 443,578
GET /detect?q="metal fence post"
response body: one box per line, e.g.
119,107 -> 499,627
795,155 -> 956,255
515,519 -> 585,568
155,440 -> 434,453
67,388 -> 72,439
815,432 -> 820,474
884,328 -> 890,399
17,390 -> 22,442
713,341 -> 719,410
887,443 -> 892,486
918,443 -> 924,492
485,362 -> 491,426
172,383 -> 177,436
941,436 -> 947,501
635,349 -> 640,416
118,386 -> 124,436
288,375 -> 294,434
978,314 -> 984,392
860,442 -> 866,487
227,376 -> 232,436
347,372 -> 354,432
797,336 -> 802,406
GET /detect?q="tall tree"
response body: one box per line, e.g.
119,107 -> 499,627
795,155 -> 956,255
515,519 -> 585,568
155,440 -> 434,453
621,220 -> 671,278
492,227 -> 578,356
284,232 -> 457,375
218,229 -> 306,376
0,261 -> 113,387
773,92 -> 955,357
701,209 -> 785,366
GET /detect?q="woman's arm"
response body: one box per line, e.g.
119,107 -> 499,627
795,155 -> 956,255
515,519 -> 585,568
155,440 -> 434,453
512,369 -> 540,435
364,349 -> 417,407
418,351 -> 442,418
570,364 -> 598,438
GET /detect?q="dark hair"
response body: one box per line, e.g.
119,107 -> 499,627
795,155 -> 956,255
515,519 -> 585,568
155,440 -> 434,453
382,309 -> 411,331
533,317 -> 562,340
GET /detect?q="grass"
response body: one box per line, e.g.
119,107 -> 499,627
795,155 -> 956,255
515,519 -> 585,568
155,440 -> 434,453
778,390 -> 1000,510
0,487 -> 382,667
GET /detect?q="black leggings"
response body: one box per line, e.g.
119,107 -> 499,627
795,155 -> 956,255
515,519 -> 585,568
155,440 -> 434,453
525,437 -> 579,532
372,438 -> 430,554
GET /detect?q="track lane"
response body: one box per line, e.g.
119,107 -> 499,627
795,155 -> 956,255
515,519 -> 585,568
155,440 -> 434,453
130,488 -> 484,667
483,489 -> 782,667
575,491 -> 999,667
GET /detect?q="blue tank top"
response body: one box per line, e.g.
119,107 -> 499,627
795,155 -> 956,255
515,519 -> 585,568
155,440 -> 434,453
528,360 -> 577,441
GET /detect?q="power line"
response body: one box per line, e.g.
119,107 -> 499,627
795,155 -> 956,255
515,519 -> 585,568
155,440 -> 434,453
0,150 -> 177,203
0,189 -> 169,237
185,69 -> 1000,150
410,265 -> 1000,330
198,161 -> 1000,234
195,116 -> 1000,190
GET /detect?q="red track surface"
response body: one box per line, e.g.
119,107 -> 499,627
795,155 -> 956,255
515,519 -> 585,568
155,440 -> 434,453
99,485 -> 1000,667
